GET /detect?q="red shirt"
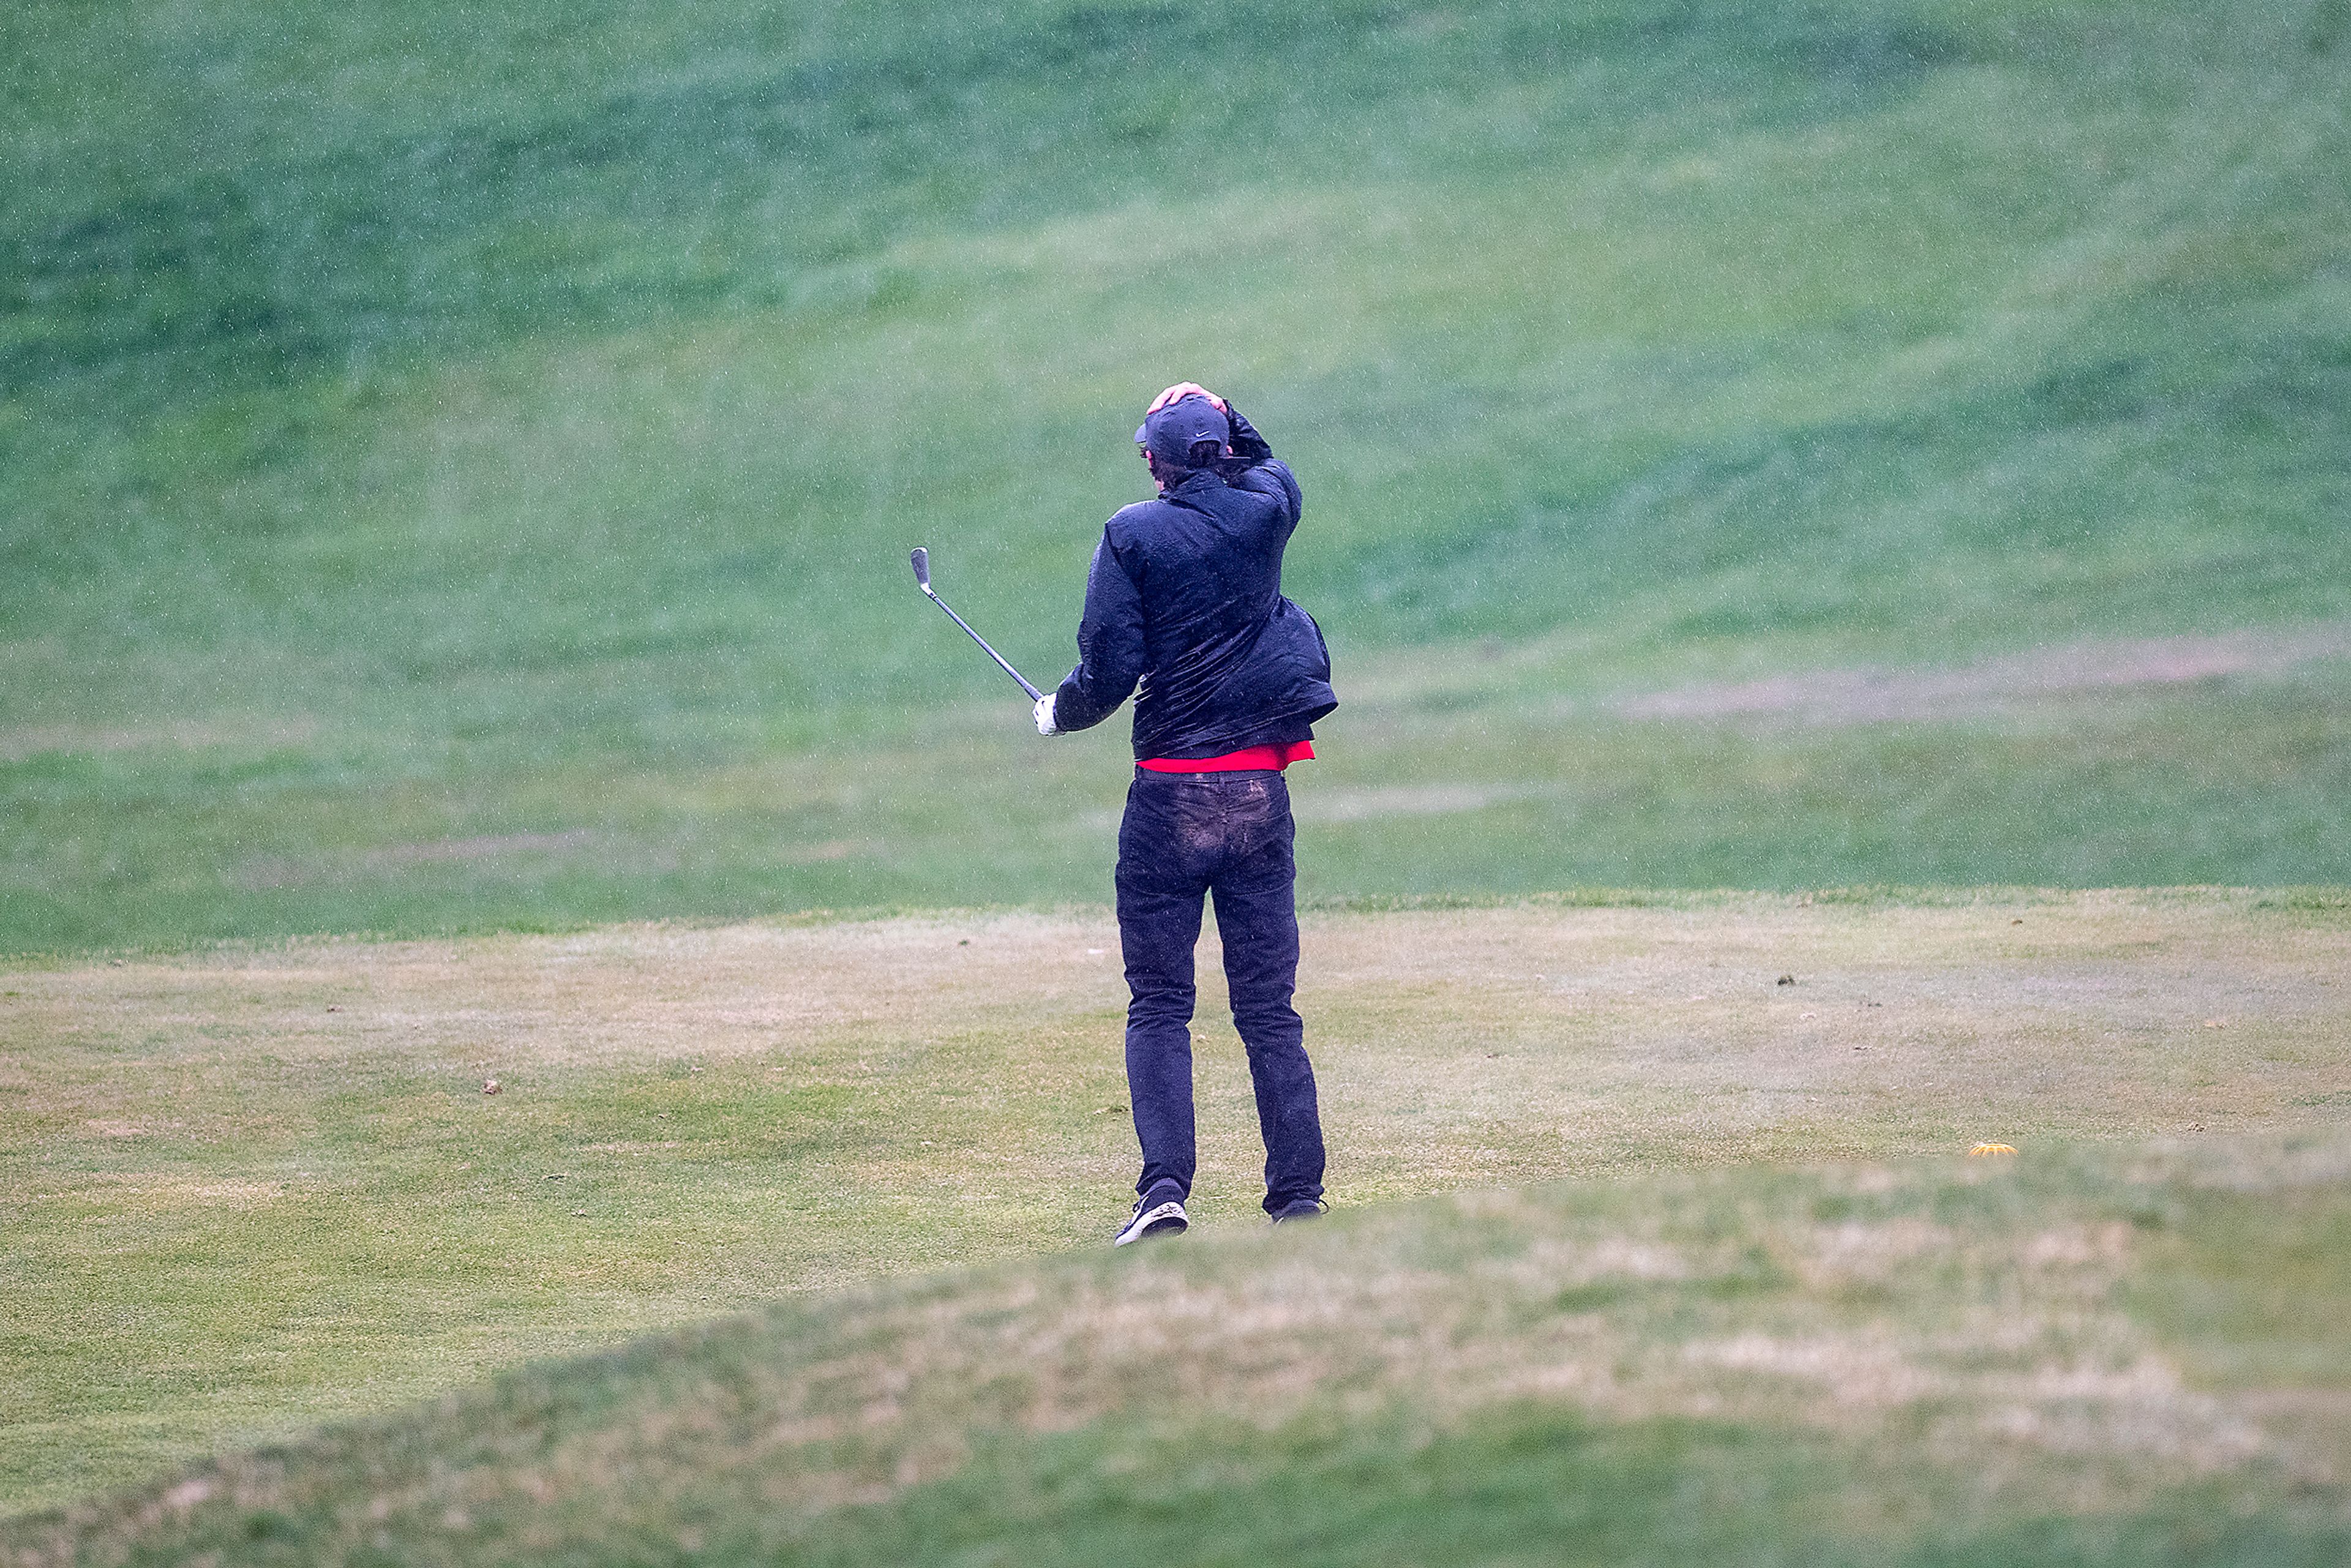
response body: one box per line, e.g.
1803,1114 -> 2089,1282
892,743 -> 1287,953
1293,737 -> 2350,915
1137,740 -> 1315,774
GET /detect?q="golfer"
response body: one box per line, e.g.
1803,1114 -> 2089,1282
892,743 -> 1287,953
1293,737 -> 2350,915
1034,382 -> 1338,1246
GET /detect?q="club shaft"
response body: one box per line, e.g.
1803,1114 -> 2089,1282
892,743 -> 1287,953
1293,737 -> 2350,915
926,591 -> 1045,702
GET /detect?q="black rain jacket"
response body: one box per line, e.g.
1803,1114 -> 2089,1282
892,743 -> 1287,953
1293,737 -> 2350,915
1052,407 -> 1337,760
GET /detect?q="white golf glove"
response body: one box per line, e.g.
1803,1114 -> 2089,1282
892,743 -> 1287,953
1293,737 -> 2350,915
1034,694 -> 1060,735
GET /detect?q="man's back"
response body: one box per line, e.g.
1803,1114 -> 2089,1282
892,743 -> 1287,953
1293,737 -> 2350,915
1111,465 -> 1295,641
1054,414 -> 1333,760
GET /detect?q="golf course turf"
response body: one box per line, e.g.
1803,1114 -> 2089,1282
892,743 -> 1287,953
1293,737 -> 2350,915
5,890 -> 2347,1559
6,0 -> 2349,949
5,0 -> 2348,1558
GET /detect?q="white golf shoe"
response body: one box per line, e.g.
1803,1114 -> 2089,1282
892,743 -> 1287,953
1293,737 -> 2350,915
1113,1193 -> 1189,1247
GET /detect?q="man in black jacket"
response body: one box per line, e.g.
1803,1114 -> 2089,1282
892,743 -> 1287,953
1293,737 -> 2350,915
1034,382 -> 1338,1246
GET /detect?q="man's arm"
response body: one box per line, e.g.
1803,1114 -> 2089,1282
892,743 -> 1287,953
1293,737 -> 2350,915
1221,403 -> 1273,468
1220,403 -> 1302,528
1047,528 -> 1146,732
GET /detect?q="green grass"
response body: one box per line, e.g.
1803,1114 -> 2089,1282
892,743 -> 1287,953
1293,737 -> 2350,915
6,2 -> 2347,1551
7,0 -> 2351,951
10,1126 -> 2349,1564
5,890 -> 2347,1521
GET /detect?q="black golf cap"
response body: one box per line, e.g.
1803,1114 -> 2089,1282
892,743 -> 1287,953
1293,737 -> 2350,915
1134,395 -> 1230,466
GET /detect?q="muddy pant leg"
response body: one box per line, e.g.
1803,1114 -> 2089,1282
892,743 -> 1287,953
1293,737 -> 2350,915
1117,782 -> 1207,1202
1212,803 -> 1325,1214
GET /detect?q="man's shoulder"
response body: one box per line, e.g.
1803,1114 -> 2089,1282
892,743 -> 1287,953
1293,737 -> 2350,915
1230,459 -> 1300,510
1107,496 -> 1171,526
1104,495 -> 1184,544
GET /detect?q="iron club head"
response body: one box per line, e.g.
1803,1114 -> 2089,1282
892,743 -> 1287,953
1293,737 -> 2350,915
906,545 -> 1046,702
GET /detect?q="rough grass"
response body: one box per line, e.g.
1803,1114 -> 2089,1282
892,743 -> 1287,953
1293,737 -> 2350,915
4,890 -> 2345,1519
6,0 -> 2351,949
7,1131 -> 2349,1565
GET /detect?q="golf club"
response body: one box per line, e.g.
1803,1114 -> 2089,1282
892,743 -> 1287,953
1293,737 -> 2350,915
909,546 -> 1046,702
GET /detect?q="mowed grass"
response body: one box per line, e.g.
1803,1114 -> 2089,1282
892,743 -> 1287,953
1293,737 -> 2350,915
3,890 -> 2345,1522
7,0 -> 2351,950
9,1136 -> 2351,1566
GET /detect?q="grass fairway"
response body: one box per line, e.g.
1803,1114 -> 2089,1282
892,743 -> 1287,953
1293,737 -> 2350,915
4,890 -> 2345,1537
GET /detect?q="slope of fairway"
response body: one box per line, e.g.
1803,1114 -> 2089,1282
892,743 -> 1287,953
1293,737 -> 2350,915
9,1132 -> 2350,1566
6,0 -> 2350,950
4,890 -> 2345,1517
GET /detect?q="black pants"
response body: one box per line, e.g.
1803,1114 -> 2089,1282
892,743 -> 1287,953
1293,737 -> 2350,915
1116,767 -> 1325,1215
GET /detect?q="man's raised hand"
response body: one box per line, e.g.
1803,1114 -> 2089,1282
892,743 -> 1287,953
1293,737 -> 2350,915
1147,382 -> 1226,415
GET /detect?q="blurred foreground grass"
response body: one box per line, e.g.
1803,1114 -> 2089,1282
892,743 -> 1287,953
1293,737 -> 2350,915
10,1127 -> 2349,1564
